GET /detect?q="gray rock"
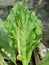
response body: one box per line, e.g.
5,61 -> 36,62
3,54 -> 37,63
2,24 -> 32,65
0,0 -> 16,6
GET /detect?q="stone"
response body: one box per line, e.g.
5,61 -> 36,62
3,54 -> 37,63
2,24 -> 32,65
0,0 -> 16,6
38,43 -> 47,58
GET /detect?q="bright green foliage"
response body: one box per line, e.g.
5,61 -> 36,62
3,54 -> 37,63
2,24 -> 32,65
0,2 -> 42,65
0,54 -> 8,65
4,2 -> 42,65
39,52 -> 49,65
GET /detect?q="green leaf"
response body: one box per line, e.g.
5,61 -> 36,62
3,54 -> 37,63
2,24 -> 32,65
39,52 -> 49,65
5,2 -> 42,65
0,54 -> 8,65
0,19 -> 16,65
0,2 -> 42,65
0,19 -> 8,48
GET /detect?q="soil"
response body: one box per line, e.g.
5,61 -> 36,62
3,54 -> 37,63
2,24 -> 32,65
4,55 -> 35,65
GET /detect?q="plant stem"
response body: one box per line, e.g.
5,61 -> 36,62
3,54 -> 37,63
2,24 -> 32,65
18,20 -> 21,55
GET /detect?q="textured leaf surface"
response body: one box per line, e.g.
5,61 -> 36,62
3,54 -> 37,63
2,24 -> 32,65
39,52 -> 49,65
0,19 -> 16,65
4,2 -> 42,65
0,2 -> 42,65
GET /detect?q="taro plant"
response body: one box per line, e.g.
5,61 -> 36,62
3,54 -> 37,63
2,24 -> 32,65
0,2 -> 42,65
